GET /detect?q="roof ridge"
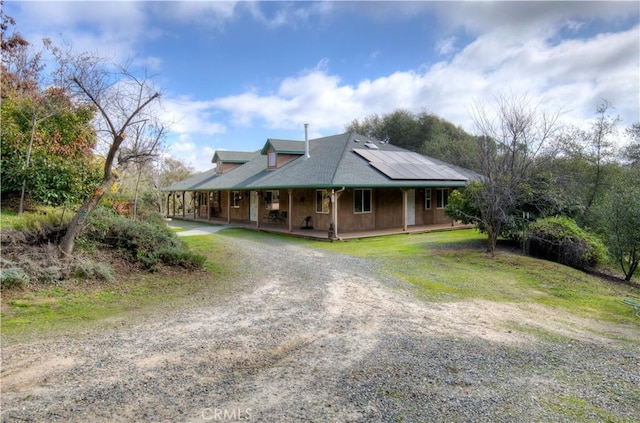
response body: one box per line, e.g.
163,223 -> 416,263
328,132 -> 358,186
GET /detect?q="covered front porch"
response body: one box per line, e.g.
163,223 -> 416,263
165,186 -> 462,240
168,215 -> 474,241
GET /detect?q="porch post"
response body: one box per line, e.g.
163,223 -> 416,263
172,193 -> 176,217
166,193 -> 170,217
256,191 -> 261,228
288,189 -> 293,232
402,188 -> 408,232
206,192 -> 211,220
182,191 -> 186,218
226,191 -> 231,224
193,192 -> 197,220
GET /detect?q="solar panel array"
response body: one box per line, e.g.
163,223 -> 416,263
353,148 -> 469,181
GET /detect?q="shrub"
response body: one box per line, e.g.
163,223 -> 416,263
83,207 -> 204,270
0,267 -> 29,289
158,249 -> 206,270
526,217 -> 607,270
74,260 -> 114,282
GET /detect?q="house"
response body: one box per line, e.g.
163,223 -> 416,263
162,131 -> 480,239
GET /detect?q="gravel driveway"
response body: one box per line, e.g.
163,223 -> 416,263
2,228 -> 639,422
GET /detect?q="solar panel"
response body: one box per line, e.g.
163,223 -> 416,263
353,148 -> 468,181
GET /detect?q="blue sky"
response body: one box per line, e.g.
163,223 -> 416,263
5,1 -> 640,171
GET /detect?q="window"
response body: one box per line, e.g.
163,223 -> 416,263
268,152 -> 277,168
265,190 -> 280,210
436,188 -> 449,209
316,189 -> 330,214
424,188 -> 432,209
231,191 -> 241,208
354,189 -> 372,213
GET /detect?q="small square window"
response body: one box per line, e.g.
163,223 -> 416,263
436,188 -> 449,209
354,189 -> 372,213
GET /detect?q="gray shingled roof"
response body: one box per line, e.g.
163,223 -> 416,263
162,132 -> 481,191
212,150 -> 257,164
260,139 -> 306,155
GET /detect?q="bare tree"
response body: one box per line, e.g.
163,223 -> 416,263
123,121 -> 165,219
469,93 -> 562,254
57,53 -> 162,256
583,101 -> 620,214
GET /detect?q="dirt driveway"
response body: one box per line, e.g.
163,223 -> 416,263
2,228 -> 639,422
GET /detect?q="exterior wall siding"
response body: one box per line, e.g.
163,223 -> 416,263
172,186 -> 454,232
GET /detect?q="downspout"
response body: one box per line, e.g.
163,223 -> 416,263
402,188 -> 408,232
331,187 -> 346,241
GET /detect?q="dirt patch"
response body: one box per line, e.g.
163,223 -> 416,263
1,232 -> 639,422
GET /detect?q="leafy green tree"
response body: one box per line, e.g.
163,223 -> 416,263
592,167 -> 640,281
1,87 -> 100,208
346,109 -> 480,171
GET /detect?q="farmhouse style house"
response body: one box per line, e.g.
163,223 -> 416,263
163,131 -> 480,239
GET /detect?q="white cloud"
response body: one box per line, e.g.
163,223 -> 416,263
206,22 -> 639,136
435,36 -> 457,56
162,97 -> 227,136
166,137 -> 216,172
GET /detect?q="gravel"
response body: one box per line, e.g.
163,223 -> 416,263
1,227 -> 639,422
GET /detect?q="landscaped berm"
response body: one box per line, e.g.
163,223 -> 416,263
1,221 -> 639,422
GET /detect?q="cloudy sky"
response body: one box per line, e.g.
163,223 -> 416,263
5,1 -> 639,171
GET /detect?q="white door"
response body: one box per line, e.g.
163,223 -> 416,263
250,191 -> 258,222
407,189 -> 416,226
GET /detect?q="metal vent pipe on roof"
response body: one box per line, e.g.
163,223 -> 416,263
304,123 -> 310,159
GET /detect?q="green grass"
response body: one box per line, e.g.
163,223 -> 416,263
0,208 -> 21,230
305,229 -> 640,324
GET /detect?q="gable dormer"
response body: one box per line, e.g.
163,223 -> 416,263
212,151 -> 256,174
260,139 -> 306,169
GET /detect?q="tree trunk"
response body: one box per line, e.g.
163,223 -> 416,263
625,259 -> 638,282
59,176 -> 116,256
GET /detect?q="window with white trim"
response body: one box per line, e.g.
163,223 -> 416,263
424,188 -> 432,209
231,191 -> 241,208
354,189 -> 372,213
316,189 -> 330,214
436,188 -> 449,209
265,190 -> 280,210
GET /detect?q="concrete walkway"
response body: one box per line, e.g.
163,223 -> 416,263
168,220 -> 236,237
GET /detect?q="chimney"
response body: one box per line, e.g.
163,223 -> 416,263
304,123 -> 310,159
